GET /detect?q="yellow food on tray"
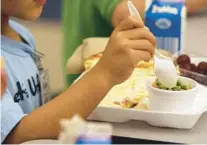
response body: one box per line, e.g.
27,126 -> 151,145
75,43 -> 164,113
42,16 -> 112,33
84,53 -> 102,71
102,67 -> 153,110
83,49 -> 175,110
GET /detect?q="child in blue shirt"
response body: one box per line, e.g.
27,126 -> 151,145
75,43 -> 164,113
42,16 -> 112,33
1,0 -> 156,143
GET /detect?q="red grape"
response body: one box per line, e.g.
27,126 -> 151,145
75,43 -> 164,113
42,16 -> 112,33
177,54 -> 191,65
190,63 -> 198,72
198,62 -> 207,72
179,64 -> 192,70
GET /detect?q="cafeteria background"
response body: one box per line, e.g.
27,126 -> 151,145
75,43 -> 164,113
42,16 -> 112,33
1,0 -> 206,144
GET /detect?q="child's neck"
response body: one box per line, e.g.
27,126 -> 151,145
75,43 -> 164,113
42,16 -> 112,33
1,14 -> 23,42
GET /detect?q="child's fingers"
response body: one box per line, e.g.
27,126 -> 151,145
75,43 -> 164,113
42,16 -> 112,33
131,50 -> 152,64
115,16 -> 144,31
128,40 -> 155,57
122,28 -> 157,47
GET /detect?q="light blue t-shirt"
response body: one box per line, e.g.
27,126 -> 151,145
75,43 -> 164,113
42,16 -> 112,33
1,20 -> 42,142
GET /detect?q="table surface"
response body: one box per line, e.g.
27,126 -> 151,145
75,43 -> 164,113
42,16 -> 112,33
22,13 -> 207,145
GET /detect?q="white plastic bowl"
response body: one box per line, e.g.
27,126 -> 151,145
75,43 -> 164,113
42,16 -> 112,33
147,76 -> 198,113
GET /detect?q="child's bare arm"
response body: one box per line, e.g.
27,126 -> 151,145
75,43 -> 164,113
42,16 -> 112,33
4,66 -> 112,143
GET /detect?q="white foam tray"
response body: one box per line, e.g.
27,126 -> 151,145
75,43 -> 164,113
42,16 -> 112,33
74,56 -> 207,129
88,84 -> 207,129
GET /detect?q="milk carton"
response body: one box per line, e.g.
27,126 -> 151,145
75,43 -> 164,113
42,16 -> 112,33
145,0 -> 187,54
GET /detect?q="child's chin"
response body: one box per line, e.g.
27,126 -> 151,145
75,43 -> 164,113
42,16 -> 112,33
18,8 -> 43,21
27,15 -> 41,21
20,12 -> 42,21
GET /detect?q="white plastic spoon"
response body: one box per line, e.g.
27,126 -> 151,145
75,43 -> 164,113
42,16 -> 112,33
127,0 -> 142,20
127,0 -> 178,88
154,50 -> 178,88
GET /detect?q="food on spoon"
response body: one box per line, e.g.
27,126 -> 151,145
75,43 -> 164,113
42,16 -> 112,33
152,79 -> 192,91
177,54 -> 191,65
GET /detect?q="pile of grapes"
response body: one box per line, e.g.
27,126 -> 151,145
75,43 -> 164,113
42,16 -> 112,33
176,54 -> 207,85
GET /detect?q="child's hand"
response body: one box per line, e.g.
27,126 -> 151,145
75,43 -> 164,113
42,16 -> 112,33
96,16 -> 156,85
1,57 -> 7,97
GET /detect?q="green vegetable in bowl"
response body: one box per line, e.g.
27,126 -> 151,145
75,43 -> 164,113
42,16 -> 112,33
152,79 -> 192,91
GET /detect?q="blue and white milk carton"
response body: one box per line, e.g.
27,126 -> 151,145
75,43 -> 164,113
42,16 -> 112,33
145,0 -> 187,54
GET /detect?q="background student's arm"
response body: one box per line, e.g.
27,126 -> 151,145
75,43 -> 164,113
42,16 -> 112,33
111,0 -> 146,27
92,0 -> 146,27
111,0 -> 207,27
186,0 -> 207,13
94,0 -> 207,28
